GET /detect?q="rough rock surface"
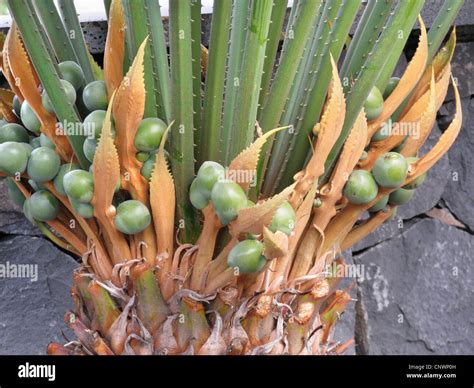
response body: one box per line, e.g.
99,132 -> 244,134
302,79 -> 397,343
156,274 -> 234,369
0,235 -> 78,355
353,219 -> 473,355
441,97 -> 474,231
397,125 -> 451,220
331,249 -> 356,355
0,180 -> 40,236
446,41 -> 474,101
353,217 -> 416,255
333,305 -> 356,355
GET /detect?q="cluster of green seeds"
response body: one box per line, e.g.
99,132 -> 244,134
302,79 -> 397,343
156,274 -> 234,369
136,118 -> 167,181
0,70 -> 423,266
343,77 -> 427,217
343,152 -> 426,211
189,161 -> 297,274
0,60 -> 167,236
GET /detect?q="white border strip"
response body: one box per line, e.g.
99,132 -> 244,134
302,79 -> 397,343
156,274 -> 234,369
0,0 -> 295,28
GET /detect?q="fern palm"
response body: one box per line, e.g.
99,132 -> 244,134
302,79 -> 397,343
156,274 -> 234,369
0,0 -> 463,355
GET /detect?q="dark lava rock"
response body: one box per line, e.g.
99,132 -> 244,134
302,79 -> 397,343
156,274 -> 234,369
442,97 -> 474,230
0,235 -> 78,355
0,179 -> 40,236
353,219 -> 473,355
446,41 -> 474,101
331,249 -> 356,355
352,217 -> 418,253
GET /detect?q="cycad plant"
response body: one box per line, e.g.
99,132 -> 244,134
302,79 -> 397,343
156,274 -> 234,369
0,0 -> 463,355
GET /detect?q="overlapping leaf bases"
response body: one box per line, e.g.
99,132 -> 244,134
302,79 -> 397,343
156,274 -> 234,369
0,0 -> 463,355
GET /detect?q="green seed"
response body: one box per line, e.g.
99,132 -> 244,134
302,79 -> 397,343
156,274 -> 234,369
83,110 -> 108,139
196,161 -> 225,195
269,201 -> 296,236
404,174 -> 426,190
372,152 -> 408,189
83,137 -> 97,163
189,178 -> 209,210
29,189 -> 60,221
140,153 -> 156,181
20,142 -> 33,157
114,200 -> 151,235
83,112 -> 103,139
189,162 -> 225,210
368,195 -> 389,212
136,152 -> 150,162
389,187 -> 415,206
82,80 -> 108,111
23,198 -> 35,224
0,123 -> 29,143
343,170 -> 378,205
20,101 -> 41,134
69,197 -> 94,219
0,141 -> 29,175
58,61 -> 85,91
387,206 -> 398,222
28,179 -> 44,191
364,86 -> 384,121
54,163 -> 80,196
134,117 -> 167,152
42,79 -> 77,114
189,161 -> 226,210
39,133 -> 56,150
30,136 -> 41,149
210,180 -> 247,225
227,239 -> 266,274
63,170 -> 94,203
27,147 -> 61,182
383,77 -> 400,99
403,157 -> 427,189
371,123 -> 391,142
